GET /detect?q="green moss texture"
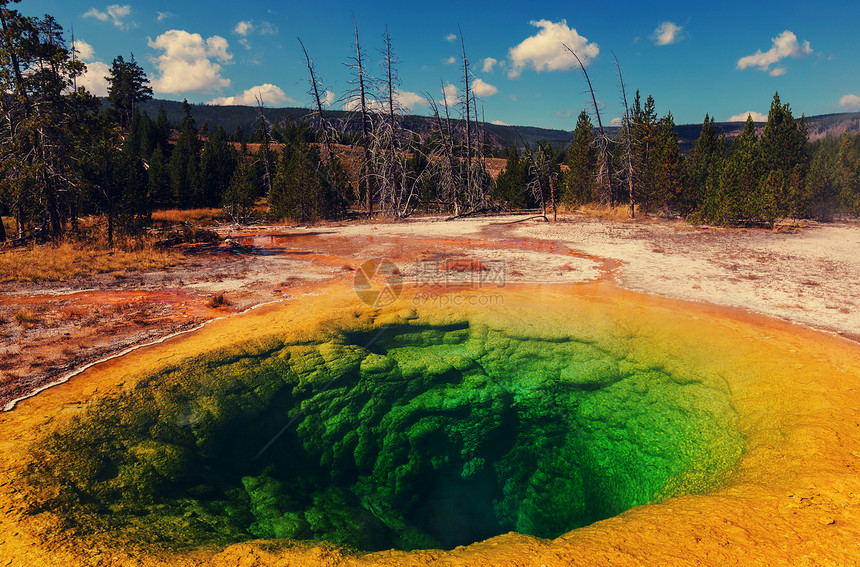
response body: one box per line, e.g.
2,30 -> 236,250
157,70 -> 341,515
25,314 -> 743,552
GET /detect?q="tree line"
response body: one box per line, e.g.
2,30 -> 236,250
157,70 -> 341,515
1,1 -> 858,248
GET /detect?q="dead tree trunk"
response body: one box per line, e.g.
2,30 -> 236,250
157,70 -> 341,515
564,44 -> 613,207
351,18 -> 374,218
459,26 -> 472,209
299,38 -> 335,164
614,53 -> 635,219
255,95 -> 273,198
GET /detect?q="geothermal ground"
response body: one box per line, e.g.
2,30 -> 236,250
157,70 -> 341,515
2,213 -> 858,409
1,214 -> 860,567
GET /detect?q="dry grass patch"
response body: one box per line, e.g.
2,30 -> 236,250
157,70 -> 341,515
151,208 -> 225,224
0,240 -> 182,283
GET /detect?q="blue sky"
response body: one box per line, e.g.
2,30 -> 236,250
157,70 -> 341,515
25,0 -> 860,129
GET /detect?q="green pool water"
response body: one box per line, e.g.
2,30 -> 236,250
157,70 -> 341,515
29,317 -> 743,552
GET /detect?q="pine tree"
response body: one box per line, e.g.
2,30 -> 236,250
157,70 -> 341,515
222,151 -> 257,222
708,116 -> 762,224
200,125 -> 237,208
563,110 -> 596,206
631,92 -> 659,208
106,53 -> 152,130
685,114 -> 723,215
147,145 -> 171,209
168,100 -> 201,208
653,112 -> 683,216
836,132 -> 860,215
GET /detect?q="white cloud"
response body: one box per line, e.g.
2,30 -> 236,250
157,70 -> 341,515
441,83 -> 458,107
507,19 -> 599,79
208,84 -> 294,106
610,117 -> 623,127
445,33 -> 457,42
79,60 -> 111,96
472,78 -> 498,97
651,21 -> 683,46
83,4 -> 134,29
396,90 -> 427,110
322,90 -> 335,107
481,57 -> 498,73
726,110 -> 767,122
70,39 -> 109,96
491,119 -> 509,126
148,30 -> 232,94
736,30 -> 813,75
342,90 -> 428,112
443,56 -> 457,65
234,21 -> 253,36
72,39 -> 96,61
839,94 -> 860,111
258,22 -> 277,35
156,11 -> 172,22
239,38 -> 251,50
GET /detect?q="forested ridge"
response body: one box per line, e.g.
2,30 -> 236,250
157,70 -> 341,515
2,1 -> 859,250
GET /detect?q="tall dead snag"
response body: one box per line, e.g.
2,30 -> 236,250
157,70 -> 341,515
380,26 -> 402,215
459,26 -> 473,210
539,142 -> 559,222
255,95 -> 273,198
614,52 -> 635,218
345,17 -> 375,217
299,38 -> 335,164
563,44 -> 613,206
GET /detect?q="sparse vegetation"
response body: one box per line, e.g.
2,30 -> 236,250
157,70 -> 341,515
0,240 -> 181,283
14,309 -> 37,327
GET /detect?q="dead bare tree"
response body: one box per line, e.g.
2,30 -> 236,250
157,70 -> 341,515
344,16 -> 376,217
378,26 -> 403,215
254,94 -> 273,198
614,52 -> 635,218
563,44 -> 613,206
299,38 -> 336,163
538,142 -> 559,222
459,26 -> 473,210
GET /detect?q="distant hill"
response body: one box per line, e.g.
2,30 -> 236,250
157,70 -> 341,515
137,99 -> 860,154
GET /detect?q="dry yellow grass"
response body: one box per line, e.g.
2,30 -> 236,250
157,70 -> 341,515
574,202 -> 640,220
0,240 -> 182,283
151,208 -> 225,224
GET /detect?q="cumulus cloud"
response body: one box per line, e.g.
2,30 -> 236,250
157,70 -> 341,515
445,33 -> 457,42
156,11 -> 172,22
234,21 -> 253,36
481,57 -> 498,73
651,21 -> 683,46
79,60 -> 111,96
396,91 -> 427,110
507,19 -> 599,79
72,39 -> 96,61
839,94 -> 860,111
491,119 -> 509,126
440,82 -> 458,107
208,83 -> 294,106
736,30 -> 812,75
443,56 -> 457,65
610,117 -> 623,127
322,90 -> 335,107
726,110 -> 767,122
83,4 -> 134,29
70,39 -> 109,96
343,90 -> 427,112
148,30 -> 232,94
472,78 -> 498,97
